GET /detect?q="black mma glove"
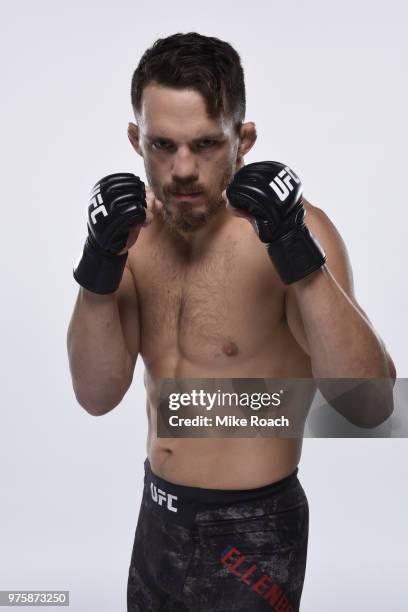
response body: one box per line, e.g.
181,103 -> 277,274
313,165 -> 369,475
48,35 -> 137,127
73,173 -> 146,294
226,161 -> 326,284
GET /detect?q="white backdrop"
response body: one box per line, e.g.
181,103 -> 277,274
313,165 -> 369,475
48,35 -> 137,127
1,0 -> 407,610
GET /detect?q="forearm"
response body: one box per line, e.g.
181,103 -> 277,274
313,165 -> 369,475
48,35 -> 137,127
292,266 -> 394,426
67,288 -> 132,415
293,267 -> 390,378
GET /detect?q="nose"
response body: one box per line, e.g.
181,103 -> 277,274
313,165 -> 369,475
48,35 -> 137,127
171,145 -> 199,183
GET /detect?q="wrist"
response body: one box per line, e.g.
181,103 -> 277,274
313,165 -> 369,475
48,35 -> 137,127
266,223 -> 326,284
88,233 -> 127,258
73,236 -> 128,294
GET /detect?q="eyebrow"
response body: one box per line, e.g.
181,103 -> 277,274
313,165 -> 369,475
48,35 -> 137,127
145,132 -> 225,142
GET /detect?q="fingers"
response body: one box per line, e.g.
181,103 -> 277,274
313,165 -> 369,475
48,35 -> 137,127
117,224 -> 143,255
223,189 -> 255,222
116,181 -> 162,254
143,185 -> 163,227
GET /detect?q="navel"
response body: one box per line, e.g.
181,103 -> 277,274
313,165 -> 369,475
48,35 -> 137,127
222,340 -> 239,357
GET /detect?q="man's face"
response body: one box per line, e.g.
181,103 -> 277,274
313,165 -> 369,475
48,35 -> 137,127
135,83 -> 240,233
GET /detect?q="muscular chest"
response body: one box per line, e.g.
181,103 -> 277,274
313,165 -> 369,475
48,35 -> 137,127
132,232 -> 285,363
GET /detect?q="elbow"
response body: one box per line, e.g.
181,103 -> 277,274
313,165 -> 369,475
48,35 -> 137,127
355,407 -> 393,429
74,392 -> 118,417
324,378 -> 395,429
67,350 -> 134,417
352,386 -> 395,429
81,402 -> 116,417
73,380 -> 131,417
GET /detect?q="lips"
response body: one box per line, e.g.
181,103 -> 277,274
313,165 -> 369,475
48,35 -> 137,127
171,191 -> 201,196
170,191 -> 203,200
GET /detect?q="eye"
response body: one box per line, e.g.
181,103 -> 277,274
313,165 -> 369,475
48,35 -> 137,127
152,139 -> 173,150
197,139 -> 216,148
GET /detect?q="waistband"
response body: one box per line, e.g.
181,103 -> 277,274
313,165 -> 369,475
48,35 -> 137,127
143,457 -> 299,526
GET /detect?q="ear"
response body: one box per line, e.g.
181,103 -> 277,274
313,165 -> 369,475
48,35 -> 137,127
236,121 -> 257,170
127,122 -> 143,157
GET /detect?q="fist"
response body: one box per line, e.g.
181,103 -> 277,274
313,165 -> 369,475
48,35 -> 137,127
225,161 -> 304,243
116,184 -> 164,254
88,173 -> 147,255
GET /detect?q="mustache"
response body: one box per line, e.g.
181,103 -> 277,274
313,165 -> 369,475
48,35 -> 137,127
165,184 -> 205,194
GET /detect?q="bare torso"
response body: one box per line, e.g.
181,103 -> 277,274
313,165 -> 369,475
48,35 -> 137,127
129,209 -> 315,489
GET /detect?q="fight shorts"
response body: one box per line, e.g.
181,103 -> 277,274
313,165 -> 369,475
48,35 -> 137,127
127,458 -> 309,611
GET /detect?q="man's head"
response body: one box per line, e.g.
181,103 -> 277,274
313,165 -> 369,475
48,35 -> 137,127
127,32 -> 256,234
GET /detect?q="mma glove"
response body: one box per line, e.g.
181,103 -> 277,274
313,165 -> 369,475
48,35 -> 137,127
226,161 -> 326,284
73,173 -> 146,294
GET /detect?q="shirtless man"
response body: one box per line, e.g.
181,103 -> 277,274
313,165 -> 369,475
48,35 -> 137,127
67,33 -> 396,611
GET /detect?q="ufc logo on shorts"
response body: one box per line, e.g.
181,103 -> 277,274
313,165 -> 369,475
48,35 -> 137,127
150,482 -> 178,513
89,184 -> 108,224
269,167 -> 301,201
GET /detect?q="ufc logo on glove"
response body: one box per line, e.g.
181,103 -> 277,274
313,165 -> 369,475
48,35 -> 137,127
269,166 -> 301,201
89,184 -> 108,224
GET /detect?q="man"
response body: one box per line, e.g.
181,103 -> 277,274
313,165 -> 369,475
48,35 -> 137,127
67,33 -> 396,611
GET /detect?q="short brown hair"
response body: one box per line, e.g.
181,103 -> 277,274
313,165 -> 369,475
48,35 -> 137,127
131,32 -> 246,129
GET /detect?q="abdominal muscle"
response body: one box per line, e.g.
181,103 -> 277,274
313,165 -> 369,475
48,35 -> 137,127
144,354 -> 312,490
149,436 -> 304,490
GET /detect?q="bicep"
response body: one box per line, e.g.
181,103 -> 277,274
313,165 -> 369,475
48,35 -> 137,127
116,262 -> 140,374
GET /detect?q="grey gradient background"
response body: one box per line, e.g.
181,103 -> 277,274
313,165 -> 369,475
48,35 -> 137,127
1,0 -> 407,610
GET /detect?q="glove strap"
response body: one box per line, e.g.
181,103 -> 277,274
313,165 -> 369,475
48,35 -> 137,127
267,224 -> 326,284
73,236 -> 128,294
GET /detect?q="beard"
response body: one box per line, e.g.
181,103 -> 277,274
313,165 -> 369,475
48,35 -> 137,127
163,202 -> 210,233
146,161 -> 236,234
162,195 -> 221,234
